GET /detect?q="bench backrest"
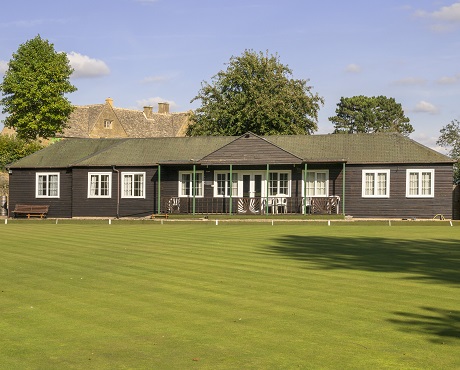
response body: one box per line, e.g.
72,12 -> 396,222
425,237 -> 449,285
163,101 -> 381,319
14,204 -> 50,213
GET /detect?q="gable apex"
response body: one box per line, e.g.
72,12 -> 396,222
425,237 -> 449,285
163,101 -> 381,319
200,132 -> 303,165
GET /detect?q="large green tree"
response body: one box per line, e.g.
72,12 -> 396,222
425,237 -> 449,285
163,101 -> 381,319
329,95 -> 413,136
437,119 -> 460,182
187,50 -> 324,136
0,35 -> 76,140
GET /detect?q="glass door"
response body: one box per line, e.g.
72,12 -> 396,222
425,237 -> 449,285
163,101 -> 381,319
242,174 -> 263,197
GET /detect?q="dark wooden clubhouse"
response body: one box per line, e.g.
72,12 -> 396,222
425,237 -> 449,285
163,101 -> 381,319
7,132 -> 455,219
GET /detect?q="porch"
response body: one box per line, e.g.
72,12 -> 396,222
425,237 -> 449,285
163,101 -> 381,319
159,196 -> 340,215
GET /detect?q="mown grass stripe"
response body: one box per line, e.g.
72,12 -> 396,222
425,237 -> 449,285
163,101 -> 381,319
1,223 -> 459,369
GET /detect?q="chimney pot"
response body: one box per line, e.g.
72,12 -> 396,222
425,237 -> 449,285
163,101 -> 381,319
105,98 -> 113,107
143,106 -> 153,118
158,102 -> 170,114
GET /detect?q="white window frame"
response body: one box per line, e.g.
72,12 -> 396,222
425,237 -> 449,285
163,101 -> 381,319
301,170 -> 329,197
179,171 -> 204,198
36,172 -> 60,198
104,119 -> 112,129
406,169 -> 434,198
88,172 -> 112,198
268,171 -> 291,197
362,170 -> 390,198
121,172 -> 146,199
214,171 -> 238,197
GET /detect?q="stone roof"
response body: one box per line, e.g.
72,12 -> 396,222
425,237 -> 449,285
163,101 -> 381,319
59,99 -> 190,138
0,99 -> 191,139
9,132 -> 454,169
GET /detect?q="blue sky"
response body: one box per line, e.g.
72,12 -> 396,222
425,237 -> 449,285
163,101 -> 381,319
1,0 -> 460,150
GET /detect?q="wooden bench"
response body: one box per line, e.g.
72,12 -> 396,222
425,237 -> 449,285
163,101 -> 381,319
13,204 -> 50,219
151,214 -> 169,219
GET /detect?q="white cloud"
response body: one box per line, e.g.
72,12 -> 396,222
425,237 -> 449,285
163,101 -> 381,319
136,97 -> 177,110
0,60 -> 8,74
67,52 -> 110,79
410,132 -> 446,152
431,2 -> 460,22
345,63 -> 362,73
415,2 -> 460,31
413,100 -> 440,114
142,75 -> 171,84
437,74 -> 460,84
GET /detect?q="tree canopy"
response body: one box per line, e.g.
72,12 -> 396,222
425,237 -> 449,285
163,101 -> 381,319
437,119 -> 460,182
0,35 -> 77,140
186,50 -> 324,136
329,95 -> 413,136
0,135 -> 43,171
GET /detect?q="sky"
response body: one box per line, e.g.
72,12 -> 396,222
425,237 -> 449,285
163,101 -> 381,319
1,0 -> 460,151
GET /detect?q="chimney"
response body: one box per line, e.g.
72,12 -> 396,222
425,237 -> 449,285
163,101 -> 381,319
105,97 -> 113,107
143,106 -> 153,118
158,102 -> 170,114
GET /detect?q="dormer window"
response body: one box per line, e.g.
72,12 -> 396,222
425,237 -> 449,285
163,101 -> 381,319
104,119 -> 113,129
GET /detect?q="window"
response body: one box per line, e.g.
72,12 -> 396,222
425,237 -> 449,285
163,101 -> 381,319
268,172 -> 290,196
214,172 -> 238,197
302,170 -> 328,197
179,171 -> 204,197
122,172 -> 145,198
88,172 -> 112,198
362,170 -> 390,198
104,120 -> 112,129
406,169 -> 434,197
36,173 -> 60,198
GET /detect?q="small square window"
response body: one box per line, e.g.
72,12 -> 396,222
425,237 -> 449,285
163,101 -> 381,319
362,170 -> 390,198
104,120 -> 113,129
36,173 -> 60,198
406,169 -> 434,198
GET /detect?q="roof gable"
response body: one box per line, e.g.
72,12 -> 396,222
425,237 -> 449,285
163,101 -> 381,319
89,103 -> 128,138
201,132 -> 303,165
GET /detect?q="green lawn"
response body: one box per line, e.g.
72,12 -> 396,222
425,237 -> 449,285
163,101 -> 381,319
1,221 -> 459,369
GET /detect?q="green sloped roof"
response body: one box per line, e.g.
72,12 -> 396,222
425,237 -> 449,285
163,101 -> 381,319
8,133 -> 453,169
8,139 -> 122,168
266,133 -> 454,164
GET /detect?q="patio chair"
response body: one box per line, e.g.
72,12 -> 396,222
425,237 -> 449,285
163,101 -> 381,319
276,197 -> 287,214
167,197 -> 181,213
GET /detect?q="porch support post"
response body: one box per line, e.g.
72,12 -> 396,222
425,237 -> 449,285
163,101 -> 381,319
266,164 -> 270,214
304,163 -> 308,214
157,165 -> 161,214
192,164 -> 196,215
342,162 -> 346,216
229,165 -> 233,215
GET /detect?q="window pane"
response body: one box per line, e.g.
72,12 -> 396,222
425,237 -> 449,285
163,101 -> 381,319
101,175 -> 109,196
38,175 -> 46,196
133,174 -> 144,197
279,173 -> 288,194
306,172 -> 315,196
124,175 -> 132,197
90,175 -> 98,196
181,174 -> 190,196
377,173 -> 387,196
365,173 -> 374,196
422,172 -> 432,195
409,172 -> 419,195
316,173 -> 326,196
194,173 -> 203,196
217,173 -> 225,195
231,173 -> 238,196
49,175 -> 58,196
269,173 -> 277,196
